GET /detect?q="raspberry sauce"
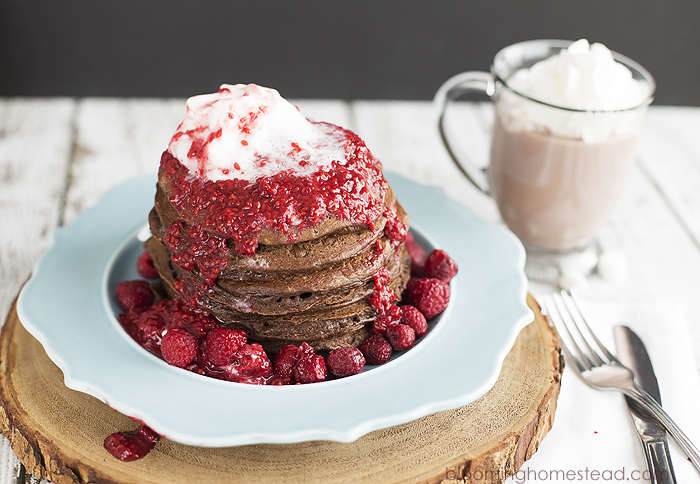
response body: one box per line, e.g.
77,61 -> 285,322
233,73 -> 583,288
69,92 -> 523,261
160,121 -> 405,307
161,123 -> 388,257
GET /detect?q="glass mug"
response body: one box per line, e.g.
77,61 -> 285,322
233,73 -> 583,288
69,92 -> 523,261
435,39 -> 655,254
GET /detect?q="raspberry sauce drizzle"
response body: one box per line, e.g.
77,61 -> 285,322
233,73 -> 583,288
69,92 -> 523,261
160,122 -> 398,303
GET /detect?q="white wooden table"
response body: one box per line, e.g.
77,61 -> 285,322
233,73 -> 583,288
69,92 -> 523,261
1,98 -> 700,483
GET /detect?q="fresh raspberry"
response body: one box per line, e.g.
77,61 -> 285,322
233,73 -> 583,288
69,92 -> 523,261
116,280 -> 154,312
103,424 -> 160,462
401,305 -> 428,337
267,374 -> 295,386
386,323 -> 416,351
358,334 -> 393,365
224,343 -> 274,384
372,304 -> 402,336
135,424 -> 161,445
403,277 -> 419,304
274,345 -> 300,379
204,328 -> 247,367
405,277 -> 451,319
294,342 -> 327,384
404,232 -> 426,277
424,249 -> 459,282
327,346 -> 365,377
136,251 -> 159,279
160,300 -> 218,339
160,329 -> 198,368
135,313 -> 166,355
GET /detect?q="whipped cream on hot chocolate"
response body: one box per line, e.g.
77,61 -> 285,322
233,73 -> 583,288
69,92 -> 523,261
168,84 -> 346,182
507,39 -> 648,111
499,40 -> 652,143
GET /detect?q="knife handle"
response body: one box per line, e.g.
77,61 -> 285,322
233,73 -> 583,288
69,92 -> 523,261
627,383 -> 700,474
644,441 -> 676,484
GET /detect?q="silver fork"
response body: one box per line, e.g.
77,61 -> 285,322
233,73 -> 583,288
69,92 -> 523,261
542,289 -> 700,473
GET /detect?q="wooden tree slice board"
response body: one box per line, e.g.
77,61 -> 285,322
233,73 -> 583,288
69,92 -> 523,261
0,294 -> 562,484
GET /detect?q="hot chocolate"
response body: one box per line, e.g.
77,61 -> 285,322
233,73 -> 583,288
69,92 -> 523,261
436,39 -> 655,255
489,113 -> 638,250
488,40 -> 650,251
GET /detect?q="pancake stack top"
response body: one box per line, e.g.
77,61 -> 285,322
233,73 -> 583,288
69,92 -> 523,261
146,84 -> 411,354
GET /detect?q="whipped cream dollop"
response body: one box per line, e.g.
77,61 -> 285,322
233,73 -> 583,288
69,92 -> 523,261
499,40 -> 652,143
168,84 -> 346,182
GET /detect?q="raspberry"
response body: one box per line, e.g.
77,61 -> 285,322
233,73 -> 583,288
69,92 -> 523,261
135,424 -> 161,445
358,334 -> 393,365
204,328 -> 247,367
161,300 -> 217,339
136,251 -> 159,279
372,304 -> 402,336
405,232 -> 426,277
116,280 -> 154,312
160,329 -> 198,368
401,305 -> 428,337
327,346 -> 365,377
224,343 -> 274,384
294,342 -> 327,384
103,424 -> 160,462
386,323 -> 415,351
274,345 -> 300,379
424,249 -> 459,282
405,277 -> 451,319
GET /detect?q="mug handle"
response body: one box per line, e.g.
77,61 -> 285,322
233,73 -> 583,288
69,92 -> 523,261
434,71 -> 496,196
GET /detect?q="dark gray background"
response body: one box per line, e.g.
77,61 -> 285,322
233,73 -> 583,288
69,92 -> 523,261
1,0 -> 698,105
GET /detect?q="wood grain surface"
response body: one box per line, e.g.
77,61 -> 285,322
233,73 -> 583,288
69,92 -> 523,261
0,294 -> 562,484
3,99 -> 700,483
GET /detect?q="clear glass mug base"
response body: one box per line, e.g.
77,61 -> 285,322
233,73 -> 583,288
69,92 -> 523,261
522,239 -> 600,285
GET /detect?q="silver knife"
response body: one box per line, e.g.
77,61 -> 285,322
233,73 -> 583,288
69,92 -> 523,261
614,325 -> 677,484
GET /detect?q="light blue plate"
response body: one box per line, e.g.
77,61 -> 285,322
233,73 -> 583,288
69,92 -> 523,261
17,173 -> 531,447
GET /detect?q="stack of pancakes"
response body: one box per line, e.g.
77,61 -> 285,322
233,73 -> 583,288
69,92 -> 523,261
145,171 -> 411,354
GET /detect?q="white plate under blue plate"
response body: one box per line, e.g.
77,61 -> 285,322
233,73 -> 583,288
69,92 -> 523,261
17,173 -> 531,447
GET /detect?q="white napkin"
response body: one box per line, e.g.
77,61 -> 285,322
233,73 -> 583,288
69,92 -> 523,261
507,299 -> 700,483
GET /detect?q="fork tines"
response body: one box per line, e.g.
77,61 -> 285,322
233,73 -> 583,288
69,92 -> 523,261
541,290 -> 616,373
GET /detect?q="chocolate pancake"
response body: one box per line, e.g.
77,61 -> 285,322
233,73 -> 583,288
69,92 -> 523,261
147,236 -> 409,316
149,204 -> 406,289
151,183 -> 402,270
147,237 -> 411,353
145,185 -> 411,353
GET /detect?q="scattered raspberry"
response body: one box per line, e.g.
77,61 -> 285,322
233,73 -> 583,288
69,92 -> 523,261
204,328 -> 247,367
294,342 -> 327,384
103,424 -> 160,462
135,424 -> 161,444
136,251 -> 159,279
386,323 -> 415,351
223,343 -> 274,384
327,346 -> 365,377
372,304 -> 402,336
274,345 -> 300,379
400,305 -> 428,337
405,232 -> 426,277
424,249 -> 459,282
358,334 -> 393,365
160,329 -> 198,368
116,280 -> 154,312
405,277 -> 451,319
